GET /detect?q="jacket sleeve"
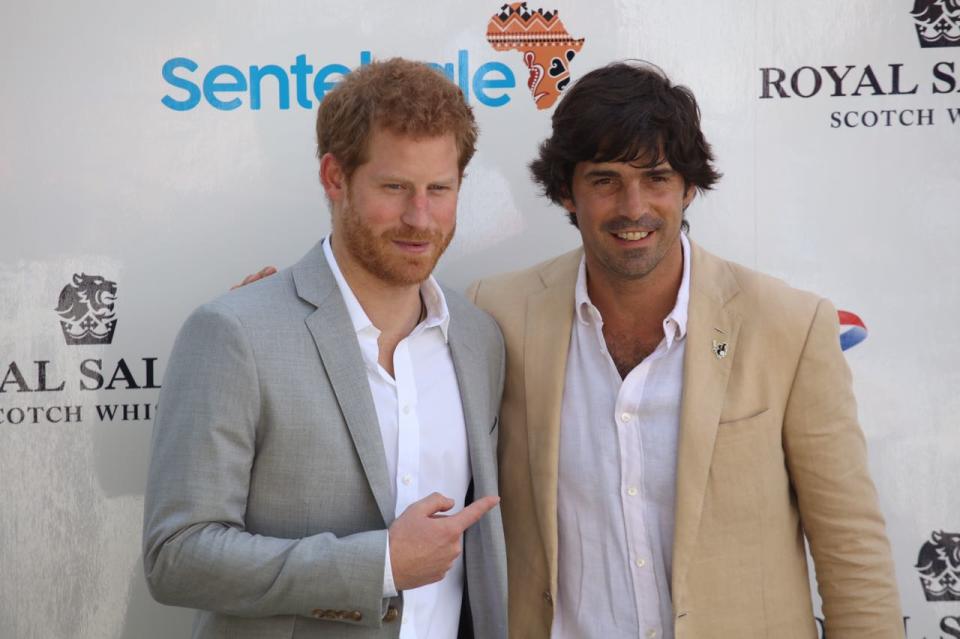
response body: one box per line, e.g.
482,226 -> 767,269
141,301 -> 389,627
782,298 -> 903,639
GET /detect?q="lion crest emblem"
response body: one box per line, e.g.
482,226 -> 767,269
916,529 -> 960,601
55,273 -> 118,345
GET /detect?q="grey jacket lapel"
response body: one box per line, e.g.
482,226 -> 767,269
445,293 -> 496,494
292,242 -> 395,526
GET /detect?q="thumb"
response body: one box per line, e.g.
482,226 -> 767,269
449,495 -> 500,532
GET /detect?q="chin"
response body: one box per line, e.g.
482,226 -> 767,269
378,257 -> 438,286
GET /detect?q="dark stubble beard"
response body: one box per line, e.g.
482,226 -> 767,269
339,200 -> 455,286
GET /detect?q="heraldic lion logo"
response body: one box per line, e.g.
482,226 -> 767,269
55,273 -> 118,345
916,530 -> 960,601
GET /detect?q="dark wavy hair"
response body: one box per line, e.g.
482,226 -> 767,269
530,61 -> 721,227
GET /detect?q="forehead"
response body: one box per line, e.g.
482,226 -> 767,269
575,158 -> 675,175
359,127 -> 459,175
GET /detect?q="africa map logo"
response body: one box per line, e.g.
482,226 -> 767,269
487,2 -> 585,109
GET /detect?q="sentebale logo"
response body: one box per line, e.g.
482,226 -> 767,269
161,49 -> 517,111
486,2 -> 585,109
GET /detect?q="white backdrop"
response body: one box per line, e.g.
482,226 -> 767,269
2,1 -> 958,637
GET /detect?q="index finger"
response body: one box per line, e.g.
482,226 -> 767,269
448,495 -> 500,532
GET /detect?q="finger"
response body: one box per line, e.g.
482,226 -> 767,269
259,266 -> 278,277
410,492 -> 455,517
449,496 -> 500,532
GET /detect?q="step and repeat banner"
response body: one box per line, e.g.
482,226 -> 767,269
2,1 -> 958,637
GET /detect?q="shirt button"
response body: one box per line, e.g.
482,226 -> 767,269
636,558 -> 646,568
619,412 -> 631,423
647,630 -> 657,639
626,486 -> 638,497
402,405 -> 411,415
401,474 -> 412,485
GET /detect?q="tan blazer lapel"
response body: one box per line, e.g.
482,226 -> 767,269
672,242 -> 742,601
523,250 -> 579,594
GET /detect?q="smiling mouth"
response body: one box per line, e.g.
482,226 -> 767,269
610,230 -> 656,243
614,231 -> 650,241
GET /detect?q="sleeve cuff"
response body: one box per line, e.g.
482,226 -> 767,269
382,534 -> 398,598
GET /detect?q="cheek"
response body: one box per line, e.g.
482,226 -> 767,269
353,194 -> 405,227
651,192 -> 685,214
430,197 -> 459,228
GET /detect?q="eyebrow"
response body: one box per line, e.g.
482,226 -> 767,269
582,168 -> 622,179
631,162 -> 675,177
583,164 -> 676,179
375,174 -> 459,186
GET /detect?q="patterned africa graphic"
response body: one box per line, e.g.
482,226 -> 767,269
487,2 -> 585,109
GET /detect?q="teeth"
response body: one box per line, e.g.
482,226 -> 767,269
615,231 -> 650,241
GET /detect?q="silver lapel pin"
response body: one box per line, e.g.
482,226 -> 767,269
712,339 -> 728,360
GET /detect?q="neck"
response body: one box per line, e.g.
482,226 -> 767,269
330,235 -> 423,338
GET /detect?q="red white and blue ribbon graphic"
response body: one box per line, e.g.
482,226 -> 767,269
837,310 -> 867,351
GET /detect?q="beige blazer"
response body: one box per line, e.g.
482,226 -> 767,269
469,242 -> 902,639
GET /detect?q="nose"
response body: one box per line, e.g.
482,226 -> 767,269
621,180 -> 650,220
401,190 -> 431,229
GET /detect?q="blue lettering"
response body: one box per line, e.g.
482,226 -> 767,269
161,57 -> 201,111
313,63 -> 350,102
249,64 -> 290,110
290,54 -> 314,108
428,62 -> 456,82
203,65 -> 247,110
473,61 -> 514,107
458,49 -> 470,102
161,52 -> 516,110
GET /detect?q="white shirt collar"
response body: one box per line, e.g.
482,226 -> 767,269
574,231 -> 691,349
321,235 -> 450,342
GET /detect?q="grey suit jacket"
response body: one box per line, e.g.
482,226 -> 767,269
142,241 -> 508,639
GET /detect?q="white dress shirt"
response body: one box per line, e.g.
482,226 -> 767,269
552,233 -> 691,639
323,237 -> 470,639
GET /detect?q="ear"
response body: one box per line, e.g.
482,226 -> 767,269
682,184 -> 697,210
319,153 -> 347,202
560,185 -> 577,217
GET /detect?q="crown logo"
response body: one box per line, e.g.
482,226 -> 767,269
916,530 -> 960,601
911,0 -> 960,48
55,273 -> 118,346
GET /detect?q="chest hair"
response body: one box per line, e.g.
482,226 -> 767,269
603,327 -> 663,379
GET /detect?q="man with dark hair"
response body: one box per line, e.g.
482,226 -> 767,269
469,61 -> 903,638
143,58 -> 507,639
